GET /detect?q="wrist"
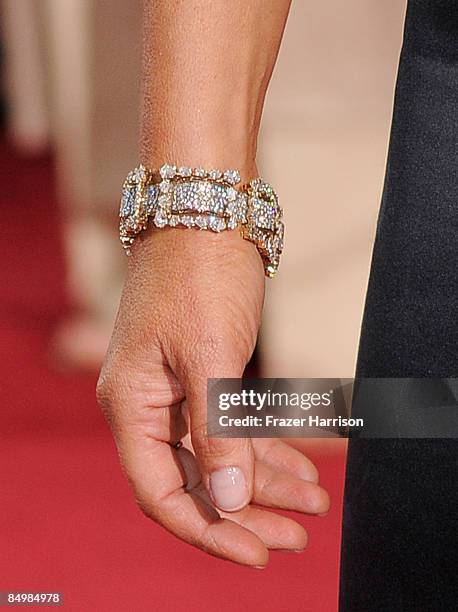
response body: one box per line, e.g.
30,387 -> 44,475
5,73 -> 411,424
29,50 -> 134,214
131,225 -> 265,283
140,128 -> 258,185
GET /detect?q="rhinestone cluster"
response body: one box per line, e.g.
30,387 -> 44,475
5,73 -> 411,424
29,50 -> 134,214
243,178 -> 284,277
119,164 -> 284,277
119,165 -> 153,251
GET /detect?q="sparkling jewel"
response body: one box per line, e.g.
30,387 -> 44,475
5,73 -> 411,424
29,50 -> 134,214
173,183 -> 201,212
119,187 -> 135,216
131,165 -> 147,182
227,187 -> 237,201
226,200 -> 236,214
209,169 -> 222,180
126,217 -> 139,230
154,210 -> 168,228
159,180 -> 171,192
208,216 -> 226,232
160,164 -> 176,179
195,215 -> 209,229
223,169 -> 240,185
146,185 -> 159,213
171,181 -> 233,215
178,166 -> 192,177
193,167 -> 206,178
237,209 -> 248,224
266,264 -> 277,278
179,215 -> 195,227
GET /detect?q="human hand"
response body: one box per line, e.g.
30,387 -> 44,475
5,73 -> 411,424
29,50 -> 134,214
97,228 -> 329,567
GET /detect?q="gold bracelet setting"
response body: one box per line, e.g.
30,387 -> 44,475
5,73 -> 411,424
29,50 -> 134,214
119,164 -> 284,277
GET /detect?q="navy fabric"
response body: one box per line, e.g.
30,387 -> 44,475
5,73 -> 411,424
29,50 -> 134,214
340,2 -> 458,610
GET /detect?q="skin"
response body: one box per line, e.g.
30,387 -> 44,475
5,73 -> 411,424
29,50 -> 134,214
97,0 -> 330,567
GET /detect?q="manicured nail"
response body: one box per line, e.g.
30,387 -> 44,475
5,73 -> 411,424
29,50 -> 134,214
299,470 -> 319,484
278,549 -> 306,554
210,466 -> 248,511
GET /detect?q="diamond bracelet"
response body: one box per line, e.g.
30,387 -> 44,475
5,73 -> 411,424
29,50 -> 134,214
119,164 -> 284,277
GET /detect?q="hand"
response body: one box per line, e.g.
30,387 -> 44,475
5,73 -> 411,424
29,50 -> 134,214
97,227 -> 329,567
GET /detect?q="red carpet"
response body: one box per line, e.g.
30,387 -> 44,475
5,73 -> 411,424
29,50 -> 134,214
0,143 -> 346,611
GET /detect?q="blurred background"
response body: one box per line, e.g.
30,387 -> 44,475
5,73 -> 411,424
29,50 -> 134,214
0,1 -> 405,610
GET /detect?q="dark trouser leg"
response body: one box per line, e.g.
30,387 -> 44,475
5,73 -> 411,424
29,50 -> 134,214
340,2 -> 458,610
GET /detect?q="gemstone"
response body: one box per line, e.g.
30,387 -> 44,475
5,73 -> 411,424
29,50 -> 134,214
126,217 -> 139,230
154,210 -> 168,228
119,187 -> 135,216
223,170 -> 240,185
238,210 -> 247,224
173,182 -> 202,211
227,187 -> 237,201
266,264 -> 277,277
160,164 -> 176,179
178,166 -> 192,177
158,194 -> 169,208
226,200 -> 236,214
208,216 -> 226,232
146,185 -> 159,213
209,169 -> 222,180
208,184 -> 227,214
193,167 -> 206,178
195,216 -> 209,229
179,215 -> 195,227
132,165 -> 147,181
169,215 -> 179,227
166,178 -> 246,218
159,180 -> 171,193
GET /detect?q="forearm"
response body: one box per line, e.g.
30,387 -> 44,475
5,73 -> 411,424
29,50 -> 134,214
101,1 -> 331,566
141,0 -> 291,180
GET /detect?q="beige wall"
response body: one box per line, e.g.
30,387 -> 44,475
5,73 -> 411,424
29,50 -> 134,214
1,0 -> 407,372
259,0 -> 407,377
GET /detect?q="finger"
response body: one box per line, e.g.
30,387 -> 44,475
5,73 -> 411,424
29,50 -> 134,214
191,479 -> 308,551
253,438 -> 319,483
182,356 -> 254,513
224,506 -> 308,551
176,445 -> 202,491
117,427 -> 269,567
139,402 -> 187,443
253,462 -> 330,515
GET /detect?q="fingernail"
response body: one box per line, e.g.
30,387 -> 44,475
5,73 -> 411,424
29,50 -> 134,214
278,549 -> 306,554
210,466 -> 249,511
300,470 -> 319,484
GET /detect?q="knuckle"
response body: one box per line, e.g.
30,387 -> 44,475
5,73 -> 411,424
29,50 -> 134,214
192,424 -> 244,460
135,495 -> 155,520
185,330 -> 245,376
258,472 -> 275,499
95,371 -> 114,409
95,368 -> 119,409
95,367 -> 127,423
191,332 -> 227,364
206,436 -> 244,460
201,524 -> 224,557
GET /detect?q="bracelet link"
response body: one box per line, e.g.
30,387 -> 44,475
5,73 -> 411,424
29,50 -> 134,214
119,164 -> 284,277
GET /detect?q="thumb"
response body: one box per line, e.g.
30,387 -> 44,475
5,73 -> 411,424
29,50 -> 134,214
182,354 -> 254,513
